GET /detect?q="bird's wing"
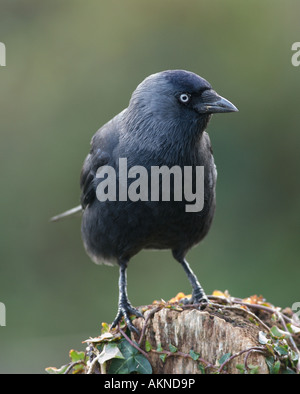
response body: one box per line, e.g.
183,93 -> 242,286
80,149 -> 110,208
80,112 -> 122,208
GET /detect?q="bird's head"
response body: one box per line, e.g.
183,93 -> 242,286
128,70 -> 238,133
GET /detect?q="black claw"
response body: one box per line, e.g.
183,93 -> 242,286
193,292 -> 208,303
192,289 -> 209,307
174,257 -> 208,309
179,293 -> 209,308
128,322 -> 140,336
196,296 -> 209,310
111,302 -> 143,334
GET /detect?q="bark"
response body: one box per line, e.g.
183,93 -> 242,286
131,304 -> 269,374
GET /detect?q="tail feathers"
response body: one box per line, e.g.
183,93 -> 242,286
50,205 -> 82,222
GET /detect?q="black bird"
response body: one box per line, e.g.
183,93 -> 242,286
52,70 -> 238,333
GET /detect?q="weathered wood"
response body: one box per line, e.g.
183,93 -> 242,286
57,296 -> 299,374
132,305 -> 269,374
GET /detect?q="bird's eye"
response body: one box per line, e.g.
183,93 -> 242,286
179,93 -> 191,103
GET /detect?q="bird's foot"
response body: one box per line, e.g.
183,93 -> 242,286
181,291 -> 209,309
194,294 -> 209,310
111,300 -> 144,334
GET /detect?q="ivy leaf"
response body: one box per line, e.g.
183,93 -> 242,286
218,352 -> 231,366
108,338 -> 152,374
274,344 -> 289,356
265,356 -> 281,374
236,363 -> 246,374
169,344 -> 178,353
270,326 -> 288,339
68,349 -> 86,373
248,364 -> 260,374
107,358 -> 130,374
272,360 -> 281,374
119,338 -> 139,358
159,353 -> 167,363
198,363 -> 205,374
189,349 -> 200,361
97,343 -> 124,365
133,354 -> 152,374
145,340 -> 152,352
69,349 -> 85,363
282,367 -> 296,374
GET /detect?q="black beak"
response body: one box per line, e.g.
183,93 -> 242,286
196,89 -> 238,114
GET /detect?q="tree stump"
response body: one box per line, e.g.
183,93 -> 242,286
131,303 -> 269,374
46,294 -> 300,374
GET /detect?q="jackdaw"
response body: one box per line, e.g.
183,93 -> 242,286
52,70 -> 238,333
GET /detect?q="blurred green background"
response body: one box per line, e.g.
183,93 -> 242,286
0,0 -> 299,373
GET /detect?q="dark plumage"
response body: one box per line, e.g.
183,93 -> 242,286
54,70 -> 238,332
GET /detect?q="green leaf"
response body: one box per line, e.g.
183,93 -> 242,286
108,339 -> 152,374
96,343 -> 104,353
218,352 -> 231,365
119,338 -> 139,358
169,343 -> 178,353
248,364 -> 260,374
159,353 -> 167,363
156,343 -> 163,352
189,349 -> 200,361
270,326 -> 288,339
272,360 -> 281,374
236,364 -> 246,374
134,354 -> 152,374
145,340 -> 152,352
274,344 -> 289,356
107,358 -> 130,374
69,349 -> 85,363
265,356 -> 281,374
198,363 -> 205,374
282,367 -> 296,374
265,356 -> 274,372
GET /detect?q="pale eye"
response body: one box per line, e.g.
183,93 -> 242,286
179,93 -> 190,103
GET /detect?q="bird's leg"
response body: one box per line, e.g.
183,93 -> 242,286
177,256 -> 208,306
111,261 -> 143,334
